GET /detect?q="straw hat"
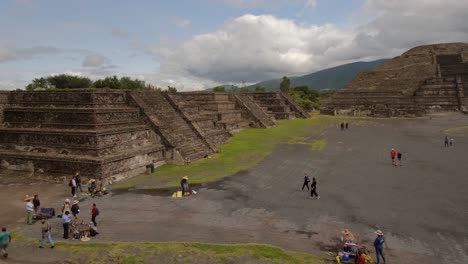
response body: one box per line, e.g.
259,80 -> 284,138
75,172 -> 80,176
73,200 -> 79,205
65,198 -> 70,203
375,230 -> 384,236
342,229 -> 351,235
89,179 -> 96,183
23,195 -> 33,201
80,236 -> 90,242
183,176 -> 188,180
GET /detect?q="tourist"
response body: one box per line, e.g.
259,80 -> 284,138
450,138 -> 454,147
374,230 -> 386,264
25,195 -> 34,225
341,229 -> 355,243
71,200 -> 80,219
345,122 -> 349,129
397,152 -> 402,166
75,172 -> 83,193
444,136 -> 449,147
301,173 -> 311,190
0,227 -> 11,259
88,222 -> 99,237
88,179 -> 97,194
390,148 -> 396,166
32,194 -> 41,214
310,177 -> 320,199
181,176 -> 189,196
61,198 -> 71,216
340,122 -> 344,131
39,219 -> 54,249
69,175 -> 77,198
62,211 -> 71,239
91,203 -> 99,227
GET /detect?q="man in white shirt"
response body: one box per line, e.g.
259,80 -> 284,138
25,196 -> 34,225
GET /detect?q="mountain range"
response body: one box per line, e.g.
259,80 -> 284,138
244,59 -> 388,91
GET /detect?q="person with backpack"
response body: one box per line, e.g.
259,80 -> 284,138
39,219 -> 54,249
91,203 -> 99,227
301,174 -> 311,190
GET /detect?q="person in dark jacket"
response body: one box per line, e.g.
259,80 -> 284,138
75,172 -> 83,193
71,200 -> 80,220
301,174 -> 311,190
180,176 -> 189,195
32,194 -> 41,214
444,136 -> 449,147
310,177 -> 320,199
374,230 -> 386,264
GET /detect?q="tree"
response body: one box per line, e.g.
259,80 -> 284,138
254,85 -> 266,92
93,76 -> 146,90
26,77 -> 50,90
279,76 -> 290,93
212,86 -> 225,92
48,74 -> 92,89
240,87 -> 250,93
93,76 -> 121,89
167,86 -> 177,93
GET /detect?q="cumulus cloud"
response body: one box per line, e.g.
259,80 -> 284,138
82,54 -> 111,67
0,46 -> 59,63
174,18 -> 192,28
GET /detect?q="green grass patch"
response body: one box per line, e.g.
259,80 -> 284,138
55,241 -> 328,264
310,138 -> 327,151
115,116 -> 345,189
444,125 -> 468,135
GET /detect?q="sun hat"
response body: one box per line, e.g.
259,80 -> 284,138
73,200 -> 79,205
89,179 -> 96,183
65,198 -> 70,203
342,229 -> 351,235
375,230 -> 384,236
183,176 -> 188,180
80,236 -> 90,242
23,195 -> 33,201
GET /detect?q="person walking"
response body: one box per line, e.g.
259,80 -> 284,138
374,230 -> 386,264
25,195 -> 34,225
0,227 -> 11,259
33,194 -> 41,214
345,122 -> 349,130
310,177 -> 320,199
39,219 -> 54,249
301,174 -> 311,190
75,172 -> 83,194
390,148 -> 396,166
69,176 -> 77,198
340,122 -> 344,131
62,211 -> 71,239
91,203 -> 99,227
450,138 -> 454,147
397,152 -> 402,166
444,136 -> 449,147
180,176 -> 189,196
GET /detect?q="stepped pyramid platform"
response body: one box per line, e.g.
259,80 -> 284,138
0,90 -> 308,179
247,92 -> 310,120
322,43 -> 468,116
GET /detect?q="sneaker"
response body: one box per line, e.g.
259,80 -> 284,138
317,196 -> 320,199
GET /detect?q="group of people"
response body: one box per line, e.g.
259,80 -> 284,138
340,122 -> 349,131
389,148 -> 403,166
24,194 -> 41,225
301,174 -> 320,199
61,198 -> 100,240
444,136 -> 455,147
338,228 -> 386,264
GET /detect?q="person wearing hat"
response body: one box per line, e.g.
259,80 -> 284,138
88,179 -> 97,194
39,219 -> 54,249
181,176 -> 189,196
374,230 -> 386,264
71,200 -> 80,219
61,199 -> 71,216
341,229 -> 355,243
0,227 -> 11,258
24,195 -> 34,225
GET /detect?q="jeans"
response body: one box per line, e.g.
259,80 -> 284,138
91,216 -> 97,227
311,188 -> 319,197
77,183 -> 83,192
63,223 -> 69,239
0,244 -> 8,256
375,247 -> 386,263
40,233 -> 54,248
71,187 -> 76,197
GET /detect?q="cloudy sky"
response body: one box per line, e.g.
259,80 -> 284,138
1,0 -> 468,90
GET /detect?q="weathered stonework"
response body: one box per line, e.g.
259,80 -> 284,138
323,43 -> 468,116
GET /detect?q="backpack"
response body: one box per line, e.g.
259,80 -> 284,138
68,179 -> 73,187
95,208 -> 100,216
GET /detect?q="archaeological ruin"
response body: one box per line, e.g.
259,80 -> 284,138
0,90 -> 308,179
322,43 -> 468,116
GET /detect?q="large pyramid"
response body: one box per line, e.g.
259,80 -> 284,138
322,43 -> 468,116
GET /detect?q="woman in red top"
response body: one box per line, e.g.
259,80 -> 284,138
390,148 -> 396,166
91,203 -> 99,227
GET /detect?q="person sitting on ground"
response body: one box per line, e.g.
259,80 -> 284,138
88,222 -> 99,237
71,200 -> 80,220
341,229 -> 355,243
88,179 -> 97,194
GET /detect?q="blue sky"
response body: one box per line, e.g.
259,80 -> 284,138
1,0 -> 467,90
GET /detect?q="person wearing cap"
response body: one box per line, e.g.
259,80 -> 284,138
390,149 -> 396,166
39,219 -> 54,249
0,227 -> 11,258
181,176 -> 189,196
374,230 -> 386,264
62,211 -> 71,239
24,195 -> 34,225
71,200 -> 80,219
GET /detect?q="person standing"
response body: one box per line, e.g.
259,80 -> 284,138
301,174 -> 311,190
69,176 -> 77,198
180,176 -> 189,196
444,136 -> 449,147
390,148 -> 396,166
33,194 -> 41,214
345,122 -> 349,130
310,177 -> 320,199
0,227 -> 11,259
450,138 -> 454,147
397,152 -> 402,166
62,211 -> 71,239
25,195 -> 34,225
61,198 -> 71,216
374,230 -> 386,264
75,172 -> 82,193
91,203 -> 99,227
71,200 -> 80,220
39,219 -> 54,249
340,122 -> 344,131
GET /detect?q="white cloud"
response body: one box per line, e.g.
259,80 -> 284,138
174,18 -> 192,28
82,54 -> 111,67
0,46 -> 59,63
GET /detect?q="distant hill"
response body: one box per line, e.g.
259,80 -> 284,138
245,59 -> 388,91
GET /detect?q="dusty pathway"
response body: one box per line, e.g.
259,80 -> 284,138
3,113 -> 468,264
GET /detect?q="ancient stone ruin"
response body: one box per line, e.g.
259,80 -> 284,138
322,43 -> 468,116
0,90 -> 308,179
